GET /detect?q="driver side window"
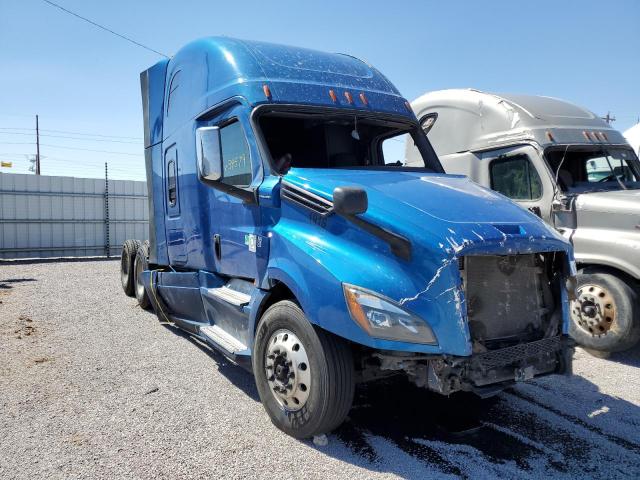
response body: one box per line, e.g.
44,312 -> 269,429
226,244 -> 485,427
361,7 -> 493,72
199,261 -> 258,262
490,155 -> 542,200
220,121 -> 252,187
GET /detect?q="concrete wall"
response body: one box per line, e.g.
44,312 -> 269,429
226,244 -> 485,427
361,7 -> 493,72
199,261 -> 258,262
0,173 -> 148,259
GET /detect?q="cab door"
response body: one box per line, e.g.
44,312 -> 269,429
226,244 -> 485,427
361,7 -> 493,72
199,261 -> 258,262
203,108 -> 266,281
481,145 -> 554,222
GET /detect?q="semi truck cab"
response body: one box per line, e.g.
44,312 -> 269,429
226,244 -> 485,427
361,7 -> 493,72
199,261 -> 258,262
410,89 -> 640,354
121,40 -> 575,439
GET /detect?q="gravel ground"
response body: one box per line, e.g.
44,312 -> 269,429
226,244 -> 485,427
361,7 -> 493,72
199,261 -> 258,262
1,260 -> 639,479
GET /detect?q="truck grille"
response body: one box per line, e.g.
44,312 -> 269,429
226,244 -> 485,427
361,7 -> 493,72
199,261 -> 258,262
471,335 -> 563,370
464,254 -> 550,344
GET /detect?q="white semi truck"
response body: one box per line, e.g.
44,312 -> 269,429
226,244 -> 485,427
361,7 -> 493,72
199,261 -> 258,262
408,90 -> 640,353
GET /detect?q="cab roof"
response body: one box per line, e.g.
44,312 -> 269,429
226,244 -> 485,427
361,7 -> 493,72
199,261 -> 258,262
142,37 -> 413,146
411,89 -> 627,156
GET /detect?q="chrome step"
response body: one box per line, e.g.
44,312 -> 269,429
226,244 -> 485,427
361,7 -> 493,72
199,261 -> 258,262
203,285 -> 252,307
199,325 -> 247,354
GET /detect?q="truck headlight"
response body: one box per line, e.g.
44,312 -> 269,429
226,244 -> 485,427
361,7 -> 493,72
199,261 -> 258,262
343,284 -> 437,344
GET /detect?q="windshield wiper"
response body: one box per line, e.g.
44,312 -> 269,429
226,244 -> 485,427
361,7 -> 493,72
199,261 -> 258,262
601,146 -> 627,190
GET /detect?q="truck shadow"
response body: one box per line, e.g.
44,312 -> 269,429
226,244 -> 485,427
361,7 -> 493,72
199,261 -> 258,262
158,320 -> 640,477
0,277 -> 37,289
327,375 -> 640,478
160,323 -> 260,402
599,345 -> 640,368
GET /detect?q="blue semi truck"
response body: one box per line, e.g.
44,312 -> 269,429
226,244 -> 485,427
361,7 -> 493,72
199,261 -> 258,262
120,37 -> 576,438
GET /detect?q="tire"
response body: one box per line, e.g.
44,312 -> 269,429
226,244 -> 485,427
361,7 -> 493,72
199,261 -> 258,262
569,272 -> 640,353
252,300 -> 354,439
134,241 -> 151,310
120,239 -> 140,297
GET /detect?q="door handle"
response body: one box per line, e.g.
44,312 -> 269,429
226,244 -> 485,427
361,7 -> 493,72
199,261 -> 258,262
213,234 -> 221,261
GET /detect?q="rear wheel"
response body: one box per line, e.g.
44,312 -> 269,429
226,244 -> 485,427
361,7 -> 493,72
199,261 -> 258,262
120,239 -> 140,296
569,272 -> 640,353
253,300 -> 354,439
134,241 -> 151,310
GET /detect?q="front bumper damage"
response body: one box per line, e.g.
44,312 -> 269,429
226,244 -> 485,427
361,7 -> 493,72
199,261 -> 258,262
375,335 -> 574,397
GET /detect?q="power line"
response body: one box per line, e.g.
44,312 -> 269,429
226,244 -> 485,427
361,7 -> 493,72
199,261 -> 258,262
41,0 -> 169,58
0,141 -> 142,156
0,127 -> 142,140
39,143 -> 143,156
0,131 -> 141,144
41,129 -> 142,140
41,133 -> 141,144
0,152 -> 144,169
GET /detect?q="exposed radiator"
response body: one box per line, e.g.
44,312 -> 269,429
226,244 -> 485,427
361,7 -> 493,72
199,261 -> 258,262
463,254 -> 550,343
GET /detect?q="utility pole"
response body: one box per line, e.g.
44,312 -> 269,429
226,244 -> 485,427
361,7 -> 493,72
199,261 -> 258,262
601,111 -> 616,125
35,115 -> 41,175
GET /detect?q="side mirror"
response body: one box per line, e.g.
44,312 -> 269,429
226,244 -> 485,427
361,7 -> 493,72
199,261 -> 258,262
196,126 -> 222,181
333,186 -> 368,216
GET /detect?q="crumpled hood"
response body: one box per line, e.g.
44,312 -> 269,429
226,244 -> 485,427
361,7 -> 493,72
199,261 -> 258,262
283,168 -> 569,256
276,168 -> 572,356
575,189 -> 640,216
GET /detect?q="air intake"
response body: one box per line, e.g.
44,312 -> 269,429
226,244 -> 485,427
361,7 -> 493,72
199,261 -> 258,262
281,182 -> 333,216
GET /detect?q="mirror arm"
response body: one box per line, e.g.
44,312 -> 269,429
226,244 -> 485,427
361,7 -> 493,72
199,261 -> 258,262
337,212 -> 412,261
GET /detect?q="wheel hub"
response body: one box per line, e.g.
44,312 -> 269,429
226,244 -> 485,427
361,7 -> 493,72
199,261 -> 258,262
265,329 -> 311,411
570,284 -> 616,336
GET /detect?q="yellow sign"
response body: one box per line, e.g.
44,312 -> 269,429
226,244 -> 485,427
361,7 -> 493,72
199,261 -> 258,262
1,161 -> 12,168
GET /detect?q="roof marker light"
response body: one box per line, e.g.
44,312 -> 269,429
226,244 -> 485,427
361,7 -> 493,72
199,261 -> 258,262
404,101 -> 412,112
263,84 -> 272,100
582,131 -> 592,141
329,89 -> 338,103
601,131 -> 608,142
359,92 -> 368,106
546,131 -> 555,142
344,91 -> 354,104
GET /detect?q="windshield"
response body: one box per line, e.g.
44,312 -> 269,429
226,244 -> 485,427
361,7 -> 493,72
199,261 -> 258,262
257,109 -> 443,174
545,146 -> 640,194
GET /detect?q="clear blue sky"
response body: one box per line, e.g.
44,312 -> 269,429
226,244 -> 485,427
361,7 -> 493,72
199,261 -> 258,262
1,0 -> 638,180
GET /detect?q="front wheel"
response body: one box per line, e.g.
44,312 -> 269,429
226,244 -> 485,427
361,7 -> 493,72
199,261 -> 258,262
569,272 -> 640,353
253,300 -> 354,439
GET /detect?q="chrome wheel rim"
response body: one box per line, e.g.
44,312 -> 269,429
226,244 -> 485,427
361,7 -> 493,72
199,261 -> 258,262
265,329 -> 311,411
571,284 -> 616,336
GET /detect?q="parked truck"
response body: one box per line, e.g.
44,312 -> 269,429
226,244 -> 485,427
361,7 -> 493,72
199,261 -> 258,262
624,124 -> 640,158
120,39 -> 575,439
410,89 -> 640,353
